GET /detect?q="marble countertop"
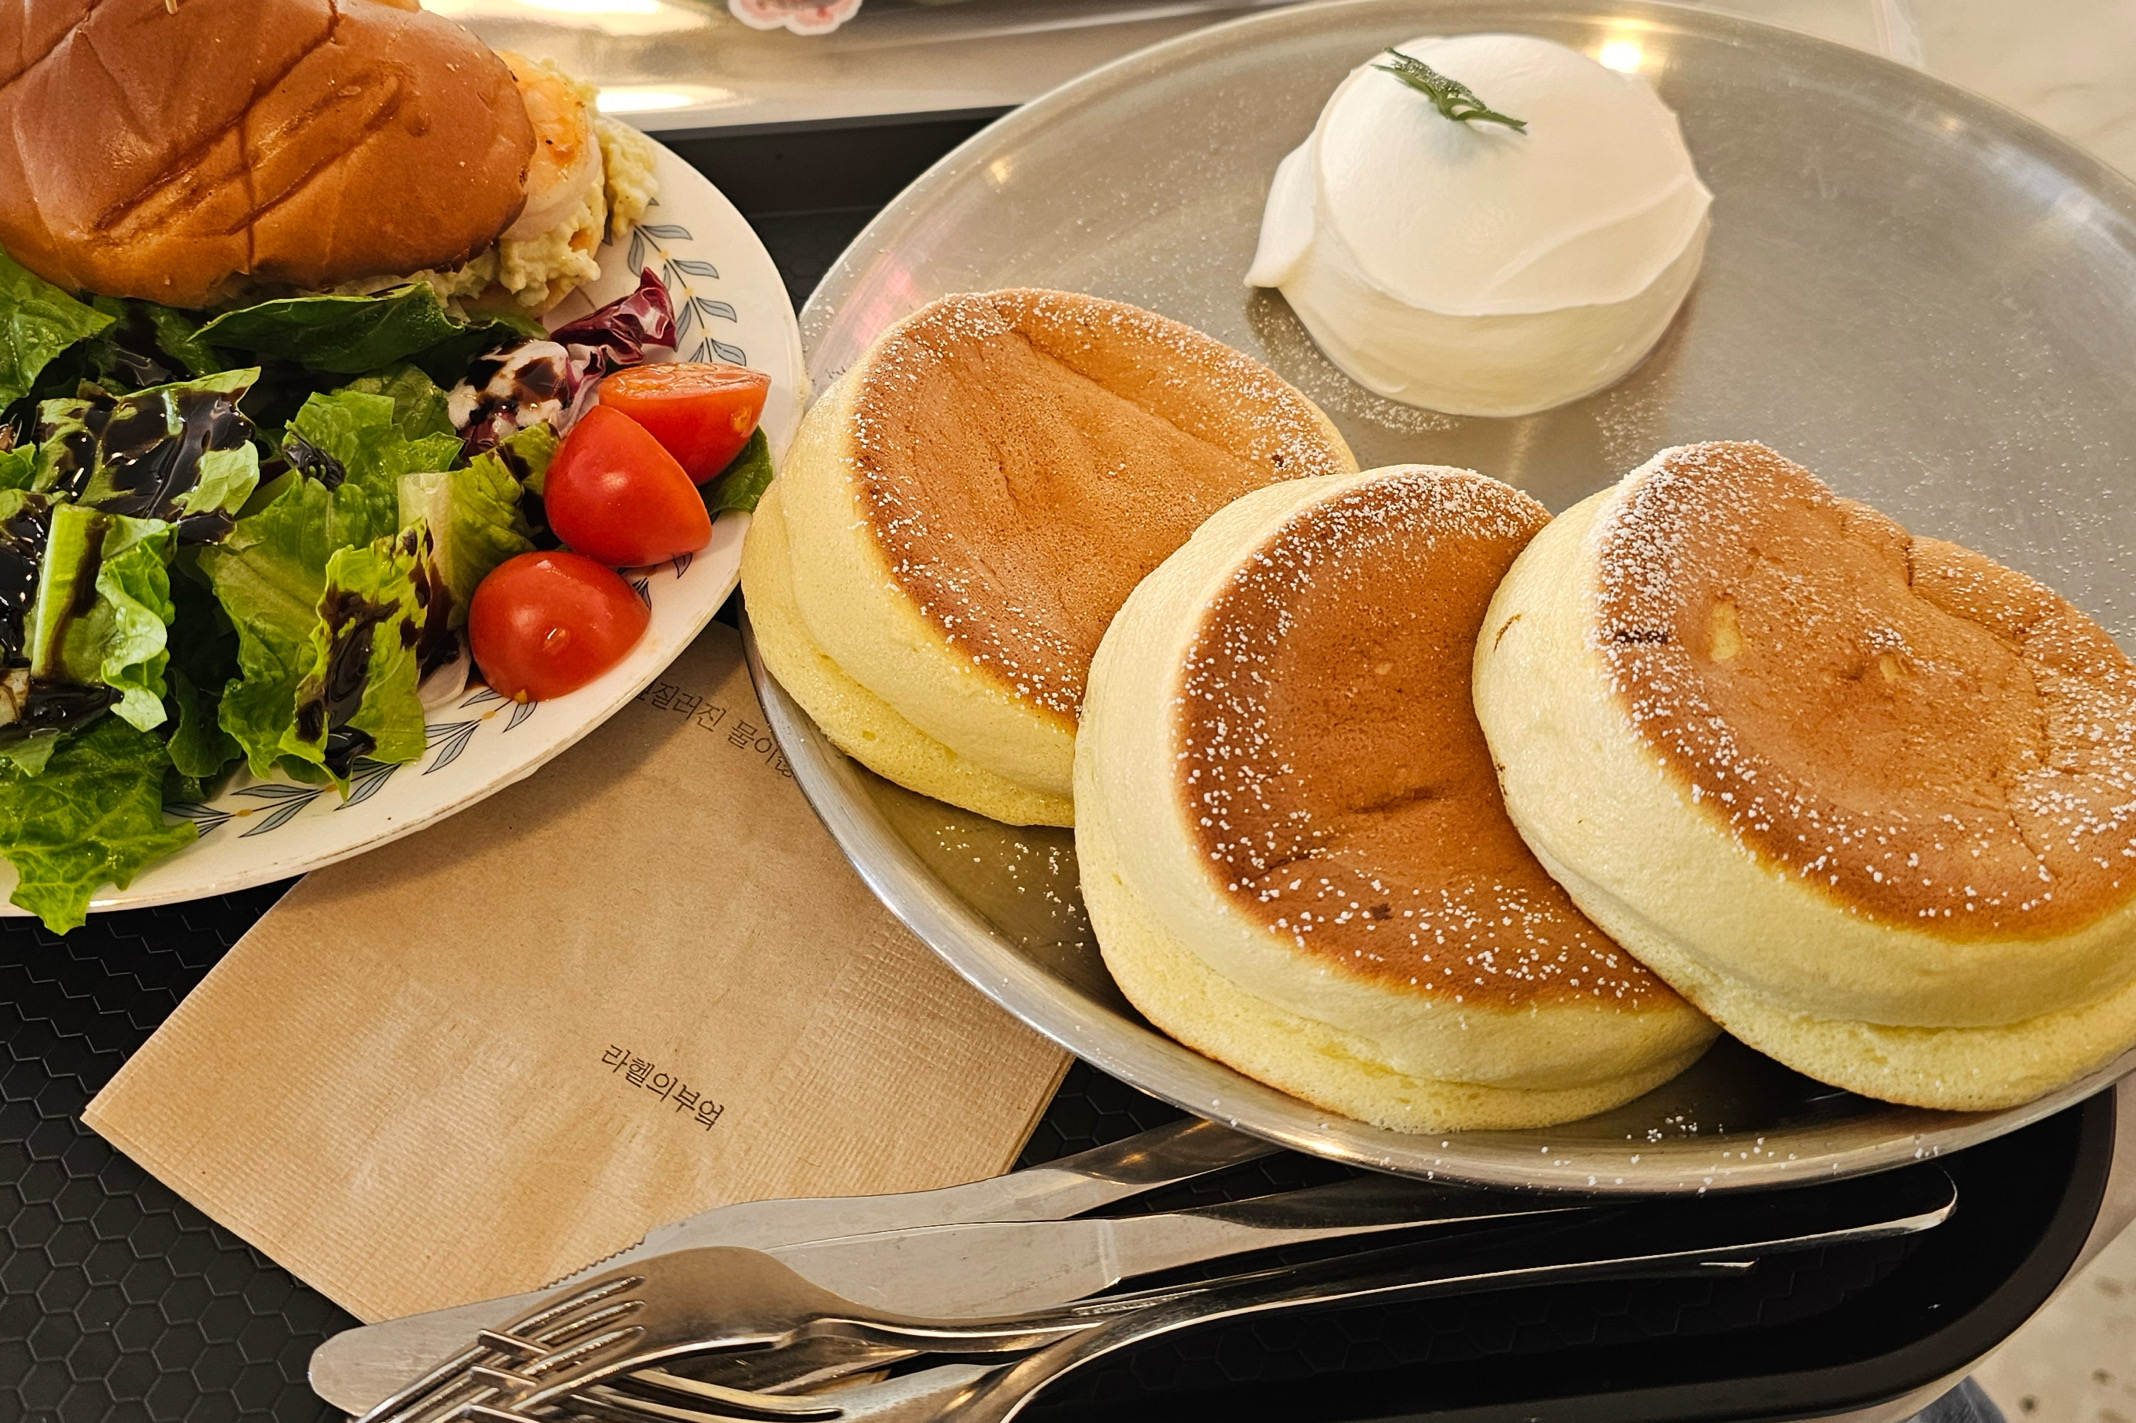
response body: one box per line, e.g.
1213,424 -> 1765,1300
462,0 -> 2136,182
1911,0 -> 2136,177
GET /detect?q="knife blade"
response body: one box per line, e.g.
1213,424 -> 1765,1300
766,1174 -> 1588,1316
311,1117 -> 1274,1414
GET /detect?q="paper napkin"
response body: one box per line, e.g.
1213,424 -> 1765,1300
84,622 -> 1070,1323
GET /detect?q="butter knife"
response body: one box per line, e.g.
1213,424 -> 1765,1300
311,1117 -> 1274,1414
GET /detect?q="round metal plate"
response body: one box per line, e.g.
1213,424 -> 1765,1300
751,0 -> 2136,1191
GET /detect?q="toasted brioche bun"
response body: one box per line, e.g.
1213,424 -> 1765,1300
1076,468 -> 1716,1132
0,0 -> 534,306
746,290 -> 1355,821
1473,442 -> 2136,1110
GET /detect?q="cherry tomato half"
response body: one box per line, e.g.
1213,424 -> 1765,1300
545,405 -> 712,566
597,362 -> 770,483
469,550 -> 650,702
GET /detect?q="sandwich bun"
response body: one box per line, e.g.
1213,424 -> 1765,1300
0,0 -> 535,306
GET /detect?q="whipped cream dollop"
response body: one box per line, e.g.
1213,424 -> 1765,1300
1247,33 -> 1713,417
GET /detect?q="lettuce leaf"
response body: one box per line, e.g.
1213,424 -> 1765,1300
285,382 -> 462,550
163,574 -> 241,783
344,364 -> 457,441
702,427 -> 775,516
176,445 -> 261,521
26,504 -> 176,732
290,539 -> 428,780
398,421 -> 550,628
197,471 -> 428,783
0,445 -> 32,493
197,284 -> 541,380
85,297 -> 226,389
0,714 -> 194,933
0,733 -> 59,778
35,369 -> 260,536
0,250 -> 114,409
196,472 -> 339,778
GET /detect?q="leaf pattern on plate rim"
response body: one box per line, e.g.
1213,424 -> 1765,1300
424,720 -> 481,775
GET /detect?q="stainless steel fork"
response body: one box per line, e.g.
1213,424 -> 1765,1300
360,1172 -> 1582,1422
356,1247 -> 1174,1423
533,1169 -> 1961,1423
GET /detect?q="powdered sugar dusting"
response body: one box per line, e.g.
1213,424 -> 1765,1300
1176,467 -> 1677,1007
1592,440 -> 2136,935
845,290 -> 1351,720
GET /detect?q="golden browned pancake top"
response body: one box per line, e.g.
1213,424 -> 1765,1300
1592,441 -> 2136,938
1175,470 -> 1683,1010
849,290 -> 1353,727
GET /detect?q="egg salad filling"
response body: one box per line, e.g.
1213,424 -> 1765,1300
337,55 -> 658,315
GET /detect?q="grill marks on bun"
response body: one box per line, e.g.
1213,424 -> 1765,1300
1593,441 -> 2136,937
0,0 -> 535,304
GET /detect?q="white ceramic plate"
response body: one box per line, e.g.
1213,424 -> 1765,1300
22,140 -> 806,917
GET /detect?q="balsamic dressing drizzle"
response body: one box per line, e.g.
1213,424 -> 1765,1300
293,586 -> 400,778
0,497 -> 49,666
283,431 -> 347,490
37,384 -> 255,540
402,527 -> 459,677
15,682 -> 117,735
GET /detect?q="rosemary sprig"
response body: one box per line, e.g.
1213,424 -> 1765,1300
1373,49 -> 1527,131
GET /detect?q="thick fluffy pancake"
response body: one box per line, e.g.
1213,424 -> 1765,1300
1076,467 -> 1716,1132
761,291 -> 1356,815
1474,442 -> 2136,1109
743,484 -> 1075,827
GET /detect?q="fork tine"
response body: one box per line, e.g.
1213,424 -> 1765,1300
357,1280 -> 654,1423
476,1331 -> 549,1361
583,1380 -> 844,1423
532,1304 -> 651,1353
516,1326 -> 649,1383
617,1370 -> 845,1419
502,1276 -> 648,1339
568,1386 -> 755,1423
374,1326 -> 645,1423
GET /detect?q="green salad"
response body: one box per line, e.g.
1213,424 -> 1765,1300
0,252 -> 754,932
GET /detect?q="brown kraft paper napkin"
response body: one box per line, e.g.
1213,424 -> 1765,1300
83,622 -> 1070,1324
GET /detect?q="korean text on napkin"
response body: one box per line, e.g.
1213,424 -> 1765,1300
84,622 -> 1070,1322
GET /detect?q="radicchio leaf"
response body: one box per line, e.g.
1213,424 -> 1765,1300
450,271 -> 678,456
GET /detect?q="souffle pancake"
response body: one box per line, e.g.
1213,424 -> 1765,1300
743,289 -> 1356,825
1475,442 -> 2136,1110
1076,466 -> 1717,1131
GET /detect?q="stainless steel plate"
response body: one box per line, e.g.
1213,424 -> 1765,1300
748,0 -> 2136,1191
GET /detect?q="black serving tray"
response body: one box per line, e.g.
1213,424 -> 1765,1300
0,119 -> 2120,1423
